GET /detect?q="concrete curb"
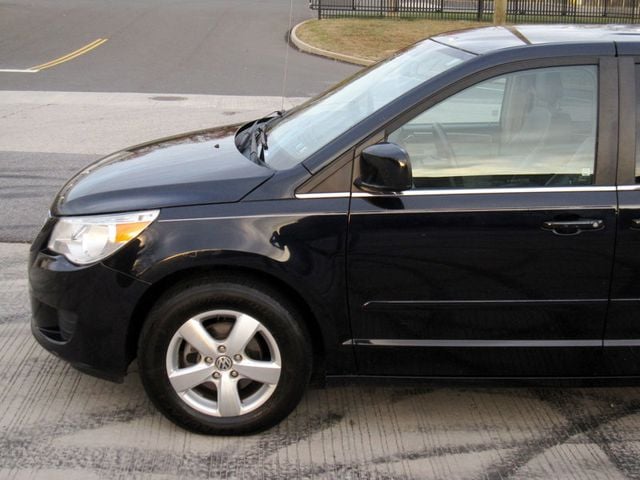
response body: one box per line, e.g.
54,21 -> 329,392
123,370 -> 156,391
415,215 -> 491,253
290,20 -> 374,67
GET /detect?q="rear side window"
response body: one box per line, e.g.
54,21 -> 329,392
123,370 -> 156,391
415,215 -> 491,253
388,65 -> 598,189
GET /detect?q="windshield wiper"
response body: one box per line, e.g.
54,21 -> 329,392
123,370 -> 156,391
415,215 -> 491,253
242,111 -> 283,165
249,125 -> 268,164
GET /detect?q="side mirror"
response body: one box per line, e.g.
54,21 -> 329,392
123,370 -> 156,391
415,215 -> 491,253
355,143 -> 413,193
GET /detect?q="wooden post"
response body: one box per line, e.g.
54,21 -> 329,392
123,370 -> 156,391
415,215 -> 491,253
494,0 -> 507,24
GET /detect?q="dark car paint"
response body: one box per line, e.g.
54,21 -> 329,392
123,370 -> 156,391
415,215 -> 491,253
28,25 -> 640,382
603,51 -> 640,375
348,191 -> 616,377
104,199 -> 355,374
30,218 -> 149,381
53,124 -> 275,216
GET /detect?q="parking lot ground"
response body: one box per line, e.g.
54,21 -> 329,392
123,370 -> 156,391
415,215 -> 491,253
4,242 -> 640,479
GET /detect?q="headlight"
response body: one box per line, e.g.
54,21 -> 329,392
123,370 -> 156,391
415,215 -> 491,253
47,210 -> 159,265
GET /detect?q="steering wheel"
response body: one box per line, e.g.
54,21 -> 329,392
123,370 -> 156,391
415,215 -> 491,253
432,122 -> 458,167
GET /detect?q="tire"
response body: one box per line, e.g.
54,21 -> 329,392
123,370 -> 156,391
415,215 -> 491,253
138,275 -> 312,435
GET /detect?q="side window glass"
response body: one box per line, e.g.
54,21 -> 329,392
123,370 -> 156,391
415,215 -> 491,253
388,66 -> 598,189
417,76 -> 506,125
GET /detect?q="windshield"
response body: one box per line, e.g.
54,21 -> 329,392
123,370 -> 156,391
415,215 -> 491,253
262,39 -> 473,170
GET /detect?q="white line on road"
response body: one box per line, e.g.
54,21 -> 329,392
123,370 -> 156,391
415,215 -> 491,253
0,69 -> 38,73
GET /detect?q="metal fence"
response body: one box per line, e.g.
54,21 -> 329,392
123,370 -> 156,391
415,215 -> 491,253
309,0 -> 640,22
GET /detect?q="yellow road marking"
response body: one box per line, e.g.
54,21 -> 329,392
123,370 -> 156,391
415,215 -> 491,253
28,38 -> 108,72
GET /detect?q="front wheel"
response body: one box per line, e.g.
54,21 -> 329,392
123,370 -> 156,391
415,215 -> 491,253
138,277 -> 312,435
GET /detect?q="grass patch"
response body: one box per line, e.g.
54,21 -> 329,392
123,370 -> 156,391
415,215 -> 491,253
296,18 -> 492,62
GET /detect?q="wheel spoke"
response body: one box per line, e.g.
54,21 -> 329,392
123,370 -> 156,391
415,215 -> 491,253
178,319 -> 218,356
224,314 -> 261,354
217,375 -> 242,416
166,309 -> 283,418
169,363 -> 215,393
235,359 -> 281,385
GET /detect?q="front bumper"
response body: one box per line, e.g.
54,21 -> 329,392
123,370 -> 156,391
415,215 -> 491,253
29,220 -> 150,382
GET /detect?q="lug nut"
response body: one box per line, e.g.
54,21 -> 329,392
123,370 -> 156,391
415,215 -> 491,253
218,345 -> 227,353
213,372 -> 221,379
233,354 -> 242,362
230,370 -> 238,378
204,356 -> 213,364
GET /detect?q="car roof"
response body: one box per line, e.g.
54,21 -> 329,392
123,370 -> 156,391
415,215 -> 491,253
432,24 -> 640,55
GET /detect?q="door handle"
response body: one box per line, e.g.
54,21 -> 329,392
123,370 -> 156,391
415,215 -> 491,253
631,219 -> 640,230
542,219 -> 604,235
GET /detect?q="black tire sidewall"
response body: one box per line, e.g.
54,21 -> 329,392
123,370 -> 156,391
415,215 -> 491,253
138,280 -> 311,435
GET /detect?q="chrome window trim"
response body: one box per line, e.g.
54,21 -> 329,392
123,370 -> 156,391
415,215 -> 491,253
349,205 -> 615,215
296,186 -> 618,200
352,186 -> 616,197
604,339 -> 640,347
617,185 -> 640,191
295,192 -> 351,199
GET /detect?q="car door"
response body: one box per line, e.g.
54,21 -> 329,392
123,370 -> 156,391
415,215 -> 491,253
603,53 -> 640,375
347,59 -> 618,377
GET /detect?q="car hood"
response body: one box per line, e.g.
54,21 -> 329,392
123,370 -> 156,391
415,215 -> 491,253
52,124 -> 273,216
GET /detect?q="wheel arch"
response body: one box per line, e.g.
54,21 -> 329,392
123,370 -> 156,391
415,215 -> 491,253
127,264 -> 330,383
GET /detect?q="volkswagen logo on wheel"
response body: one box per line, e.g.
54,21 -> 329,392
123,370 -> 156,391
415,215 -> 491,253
215,355 -> 233,371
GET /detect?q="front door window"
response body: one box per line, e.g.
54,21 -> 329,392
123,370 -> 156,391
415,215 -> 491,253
387,66 -> 598,189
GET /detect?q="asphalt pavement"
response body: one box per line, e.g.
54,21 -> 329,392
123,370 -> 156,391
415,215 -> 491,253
4,244 -> 640,479
0,0 -> 358,97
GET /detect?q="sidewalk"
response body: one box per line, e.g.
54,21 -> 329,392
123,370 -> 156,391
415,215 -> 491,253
0,91 -> 306,155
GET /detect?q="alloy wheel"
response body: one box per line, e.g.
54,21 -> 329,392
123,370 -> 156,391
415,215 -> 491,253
165,309 -> 282,417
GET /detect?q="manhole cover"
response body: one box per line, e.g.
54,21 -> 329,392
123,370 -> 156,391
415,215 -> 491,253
149,96 -> 187,102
